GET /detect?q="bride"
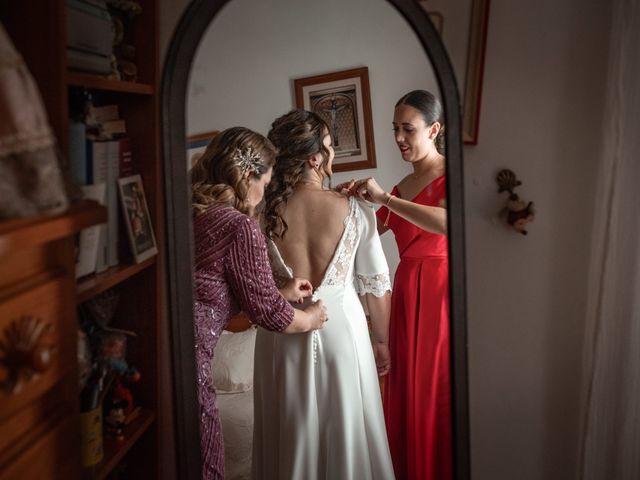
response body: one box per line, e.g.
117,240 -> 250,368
253,109 -> 395,480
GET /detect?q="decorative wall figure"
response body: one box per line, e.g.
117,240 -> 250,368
496,169 -> 535,235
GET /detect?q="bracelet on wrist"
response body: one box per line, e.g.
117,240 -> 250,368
385,192 -> 394,206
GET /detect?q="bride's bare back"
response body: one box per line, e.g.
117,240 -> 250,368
274,187 -> 350,288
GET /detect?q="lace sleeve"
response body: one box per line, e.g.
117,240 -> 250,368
354,200 -> 391,297
355,272 -> 391,297
266,239 -> 293,289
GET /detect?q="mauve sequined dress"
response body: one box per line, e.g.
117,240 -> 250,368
193,205 -> 294,480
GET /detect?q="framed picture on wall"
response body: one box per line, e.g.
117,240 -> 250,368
187,130 -> 219,169
294,67 -> 376,172
118,174 -> 158,263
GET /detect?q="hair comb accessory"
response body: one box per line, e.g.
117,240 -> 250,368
233,147 -> 262,175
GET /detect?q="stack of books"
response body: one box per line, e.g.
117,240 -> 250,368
66,0 -> 114,75
71,104 -> 134,278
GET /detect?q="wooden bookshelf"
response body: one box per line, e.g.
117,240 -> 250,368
67,73 -> 155,95
76,257 -> 157,304
0,0 -> 163,478
0,201 -> 106,256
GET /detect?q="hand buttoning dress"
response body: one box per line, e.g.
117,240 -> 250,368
252,197 -> 395,480
193,205 -> 294,480
375,175 -> 451,480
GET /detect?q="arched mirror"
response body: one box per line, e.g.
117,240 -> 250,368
162,0 -> 469,478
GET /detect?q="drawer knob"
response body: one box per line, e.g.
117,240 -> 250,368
0,316 -> 55,394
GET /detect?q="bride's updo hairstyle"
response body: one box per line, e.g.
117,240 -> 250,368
263,109 -> 331,239
191,126 -> 276,216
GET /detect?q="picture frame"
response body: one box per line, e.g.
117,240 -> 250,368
117,174 -> 158,263
294,67 -> 376,172
418,0 -> 490,144
186,130 -> 219,169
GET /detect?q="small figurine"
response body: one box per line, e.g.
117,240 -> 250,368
107,0 -> 142,82
104,398 -> 127,443
496,169 -> 535,235
100,333 -> 124,366
99,332 -> 140,415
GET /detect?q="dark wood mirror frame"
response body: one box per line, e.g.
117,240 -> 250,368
161,1 -> 469,478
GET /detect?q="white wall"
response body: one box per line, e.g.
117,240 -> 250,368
464,0 -> 610,478
186,0 -> 439,277
160,1 -> 613,479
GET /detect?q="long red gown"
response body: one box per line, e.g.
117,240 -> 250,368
376,175 -> 451,480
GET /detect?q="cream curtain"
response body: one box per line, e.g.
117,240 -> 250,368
579,1 -> 640,478
0,22 -> 69,218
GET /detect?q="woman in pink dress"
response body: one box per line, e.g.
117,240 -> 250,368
345,90 -> 451,480
191,127 -> 328,480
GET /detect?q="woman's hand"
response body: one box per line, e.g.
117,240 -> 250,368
349,177 -> 387,205
284,299 -> 328,334
280,277 -> 313,304
304,300 -> 328,330
334,179 -> 356,196
373,342 -> 391,376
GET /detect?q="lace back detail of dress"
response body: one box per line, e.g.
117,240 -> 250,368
322,197 -> 360,288
266,240 -> 293,288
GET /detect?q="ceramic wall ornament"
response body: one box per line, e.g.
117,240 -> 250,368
496,169 -> 535,235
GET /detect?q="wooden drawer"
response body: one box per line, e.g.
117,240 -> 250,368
0,408 -> 79,480
0,205 -> 105,479
0,273 -> 77,422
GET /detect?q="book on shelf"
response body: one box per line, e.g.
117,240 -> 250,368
69,120 -> 88,186
89,139 -> 138,268
102,119 -> 127,137
87,104 -> 127,141
66,0 -> 114,75
71,104 -> 131,182
67,48 -> 112,75
115,137 -> 134,177
76,183 -> 107,278
88,140 -> 111,272
90,104 -> 119,124
66,0 -> 112,57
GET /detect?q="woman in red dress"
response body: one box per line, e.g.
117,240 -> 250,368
345,90 -> 451,480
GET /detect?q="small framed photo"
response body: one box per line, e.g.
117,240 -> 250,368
294,67 -> 376,172
117,174 -> 158,263
187,130 -> 219,169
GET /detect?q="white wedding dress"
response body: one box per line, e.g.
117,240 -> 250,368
252,197 -> 395,480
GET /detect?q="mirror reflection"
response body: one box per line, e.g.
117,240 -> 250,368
186,0 -> 451,478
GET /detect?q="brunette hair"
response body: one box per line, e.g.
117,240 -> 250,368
396,89 -> 445,154
191,127 -> 276,216
262,109 -> 330,239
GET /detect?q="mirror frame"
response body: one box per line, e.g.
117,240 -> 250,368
161,1 -> 469,478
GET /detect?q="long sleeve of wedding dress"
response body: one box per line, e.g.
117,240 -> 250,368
354,202 -> 392,297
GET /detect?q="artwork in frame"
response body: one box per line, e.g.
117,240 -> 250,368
117,174 -> 158,263
294,67 -> 376,173
418,0 -> 490,144
186,130 -> 219,169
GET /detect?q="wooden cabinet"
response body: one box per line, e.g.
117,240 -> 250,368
1,1 -> 162,478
